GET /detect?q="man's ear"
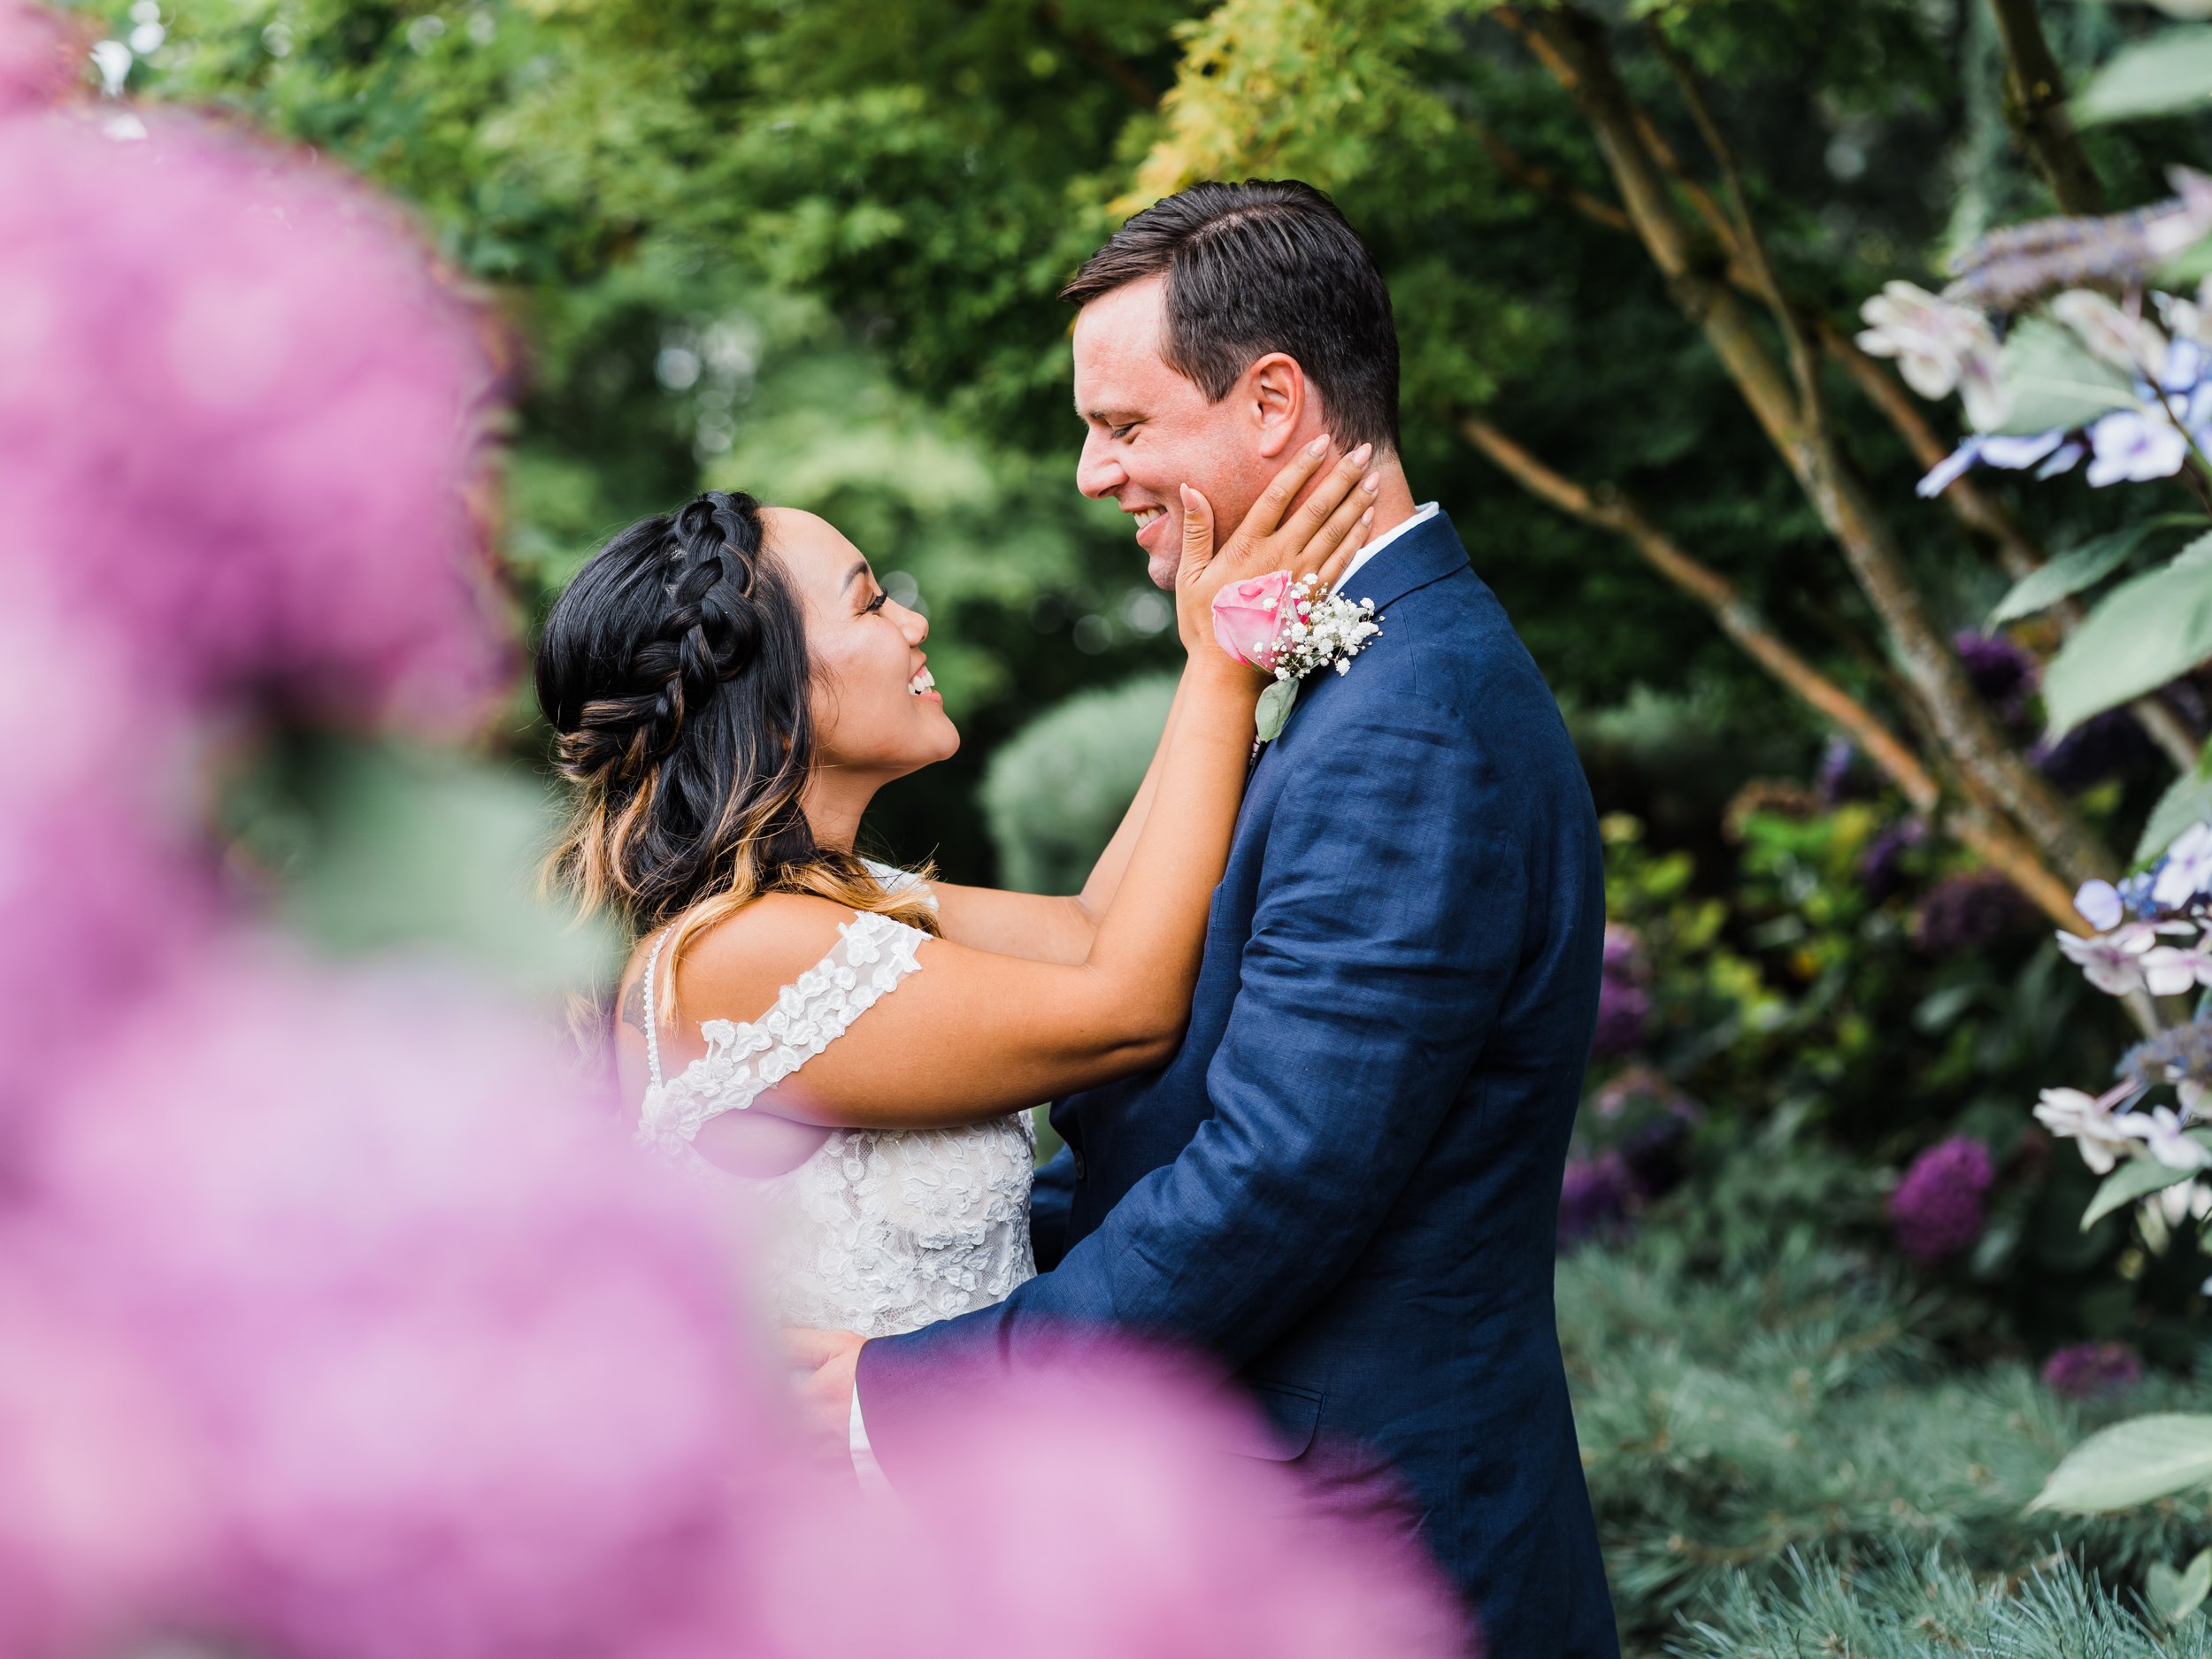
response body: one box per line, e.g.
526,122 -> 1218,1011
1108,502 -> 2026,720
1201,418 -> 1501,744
1246,352 -> 1307,458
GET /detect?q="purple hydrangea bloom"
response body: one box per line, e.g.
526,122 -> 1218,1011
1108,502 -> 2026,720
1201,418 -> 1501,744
2041,1341 -> 2143,1401
1953,631 -> 2039,725
2036,708 -> 2156,795
1591,977 -> 1650,1059
1889,1136 -> 1994,1263
1916,872 -> 2034,954
1559,1152 -> 1632,1247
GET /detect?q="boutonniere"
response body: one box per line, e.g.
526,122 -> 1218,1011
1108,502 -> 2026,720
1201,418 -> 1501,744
1211,570 -> 1383,745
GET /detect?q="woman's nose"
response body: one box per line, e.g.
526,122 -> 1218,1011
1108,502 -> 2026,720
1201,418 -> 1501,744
895,601 -> 927,645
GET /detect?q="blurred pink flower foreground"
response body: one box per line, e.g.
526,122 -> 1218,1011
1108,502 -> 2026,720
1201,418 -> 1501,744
0,14 -> 1463,1658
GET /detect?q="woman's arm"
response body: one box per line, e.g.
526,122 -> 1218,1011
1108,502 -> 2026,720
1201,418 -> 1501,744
666,441 -> 1378,1128
919,675 -> 1189,965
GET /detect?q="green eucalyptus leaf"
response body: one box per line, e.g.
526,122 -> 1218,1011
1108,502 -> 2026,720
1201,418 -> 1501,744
2139,741 -> 2212,863
1255,677 -> 1299,743
2029,1414 -> 2212,1513
1982,317 -> 2140,436
2081,1157 -> 2195,1232
2074,27 -> 2212,126
2044,537 -> 2212,737
1988,517 -> 2200,626
2147,1550 -> 2212,1625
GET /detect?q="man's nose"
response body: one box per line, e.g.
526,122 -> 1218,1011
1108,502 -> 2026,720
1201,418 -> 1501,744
1075,428 -> 1122,500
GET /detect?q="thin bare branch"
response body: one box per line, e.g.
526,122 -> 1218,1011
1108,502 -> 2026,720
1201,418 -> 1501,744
1646,22 -> 1823,421
1470,116 -> 1630,232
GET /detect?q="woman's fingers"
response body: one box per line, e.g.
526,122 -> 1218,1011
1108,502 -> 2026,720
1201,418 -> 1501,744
1317,505 -> 1374,592
1274,442 -> 1372,548
1240,434 -> 1333,538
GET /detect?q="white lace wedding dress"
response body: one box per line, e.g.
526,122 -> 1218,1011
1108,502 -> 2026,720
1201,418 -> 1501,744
632,870 -> 1035,1339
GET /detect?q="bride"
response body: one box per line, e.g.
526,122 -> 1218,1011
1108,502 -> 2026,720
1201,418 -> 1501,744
535,440 -> 1377,1347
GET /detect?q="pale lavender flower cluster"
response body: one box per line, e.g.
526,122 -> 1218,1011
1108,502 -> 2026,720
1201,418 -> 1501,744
0,27 -> 1462,1659
2058,826 -> 2212,1001
1888,1136 -> 1994,1263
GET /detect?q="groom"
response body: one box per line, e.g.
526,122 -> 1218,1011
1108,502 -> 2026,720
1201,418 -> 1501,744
801,179 -> 1617,1655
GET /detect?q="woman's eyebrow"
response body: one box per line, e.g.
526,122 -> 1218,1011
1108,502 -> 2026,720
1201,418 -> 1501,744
840,558 -> 871,595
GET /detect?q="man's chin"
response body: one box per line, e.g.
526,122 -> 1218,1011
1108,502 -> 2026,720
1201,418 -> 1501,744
1146,549 -> 1179,592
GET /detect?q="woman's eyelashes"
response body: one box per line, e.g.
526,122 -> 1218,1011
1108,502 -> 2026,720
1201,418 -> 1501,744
860,586 -> 889,617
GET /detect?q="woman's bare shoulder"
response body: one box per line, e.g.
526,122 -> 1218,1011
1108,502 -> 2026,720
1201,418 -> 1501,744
670,895 -> 872,1023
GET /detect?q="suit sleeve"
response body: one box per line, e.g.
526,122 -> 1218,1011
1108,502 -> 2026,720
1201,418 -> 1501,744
856,688 -> 1527,1441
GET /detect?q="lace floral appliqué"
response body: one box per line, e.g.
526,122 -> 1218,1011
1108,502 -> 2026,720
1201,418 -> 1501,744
634,904 -> 1035,1339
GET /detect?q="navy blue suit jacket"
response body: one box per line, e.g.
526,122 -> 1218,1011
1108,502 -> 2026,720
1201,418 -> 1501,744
857,511 -> 1618,1656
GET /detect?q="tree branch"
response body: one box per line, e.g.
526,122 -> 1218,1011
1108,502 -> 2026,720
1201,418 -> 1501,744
1511,4 -> 2117,887
1646,23 -> 1824,422
1985,0 -> 2108,215
1469,116 -> 1630,232
1459,415 -> 2091,933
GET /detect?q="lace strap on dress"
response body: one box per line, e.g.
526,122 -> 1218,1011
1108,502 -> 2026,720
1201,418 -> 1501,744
640,925 -> 673,1090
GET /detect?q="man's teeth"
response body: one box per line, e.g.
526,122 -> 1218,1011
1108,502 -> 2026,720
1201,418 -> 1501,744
908,667 -> 936,696
1133,506 -> 1166,530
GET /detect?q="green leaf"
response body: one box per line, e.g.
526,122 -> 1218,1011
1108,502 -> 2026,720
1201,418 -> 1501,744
2044,535 -> 2212,736
2029,1413 -> 2212,1512
2147,1549 -> 2212,1625
2081,1156 -> 2195,1232
1988,517 -> 2200,626
2075,27 -> 2212,126
1981,317 -> 2140,436
1255,677 -> 1298,743
2139,741 -> 2212,863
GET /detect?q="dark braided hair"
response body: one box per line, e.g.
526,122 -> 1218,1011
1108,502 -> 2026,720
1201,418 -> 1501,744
537,491 -> 934,1002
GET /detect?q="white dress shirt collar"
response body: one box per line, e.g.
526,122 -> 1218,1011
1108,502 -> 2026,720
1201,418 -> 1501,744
1335,501 -> 1440,591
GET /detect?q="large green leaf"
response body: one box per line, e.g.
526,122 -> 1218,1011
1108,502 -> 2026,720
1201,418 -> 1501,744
2029,1413 -> 2212,1513
2080,1156 -> 2195,1232
2075,27 -> 2212,125
2043,535 -> 2212,736
2139,741 -> 2212,862
1982,317 -> 2140,436
1988,516 -> 2200,627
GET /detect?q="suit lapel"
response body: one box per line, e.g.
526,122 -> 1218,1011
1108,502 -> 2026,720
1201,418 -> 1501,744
1245,511 -> 1472,776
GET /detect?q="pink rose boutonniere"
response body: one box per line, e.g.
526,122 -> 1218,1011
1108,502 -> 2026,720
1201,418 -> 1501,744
1212,571 -> 1294,671
1210,570 -> 1381,744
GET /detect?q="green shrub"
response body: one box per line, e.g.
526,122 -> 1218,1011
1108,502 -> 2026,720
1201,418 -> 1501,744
1673,1550 -> 2212,1659
1560,1166 -> 2212,1648
979,673 -> 1177,895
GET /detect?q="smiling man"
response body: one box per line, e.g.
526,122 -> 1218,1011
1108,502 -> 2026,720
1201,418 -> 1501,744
1068,189 -> 1421,591
827,180 -> 1620,1656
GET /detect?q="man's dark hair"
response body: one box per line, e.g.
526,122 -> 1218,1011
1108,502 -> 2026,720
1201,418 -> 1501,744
1062,179 -> 1400,449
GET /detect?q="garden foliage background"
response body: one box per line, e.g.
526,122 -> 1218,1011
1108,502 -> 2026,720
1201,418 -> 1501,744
75,0 -> 2212,1649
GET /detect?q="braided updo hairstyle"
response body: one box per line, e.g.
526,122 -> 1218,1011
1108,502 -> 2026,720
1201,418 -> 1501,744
538,490 -> 934,1017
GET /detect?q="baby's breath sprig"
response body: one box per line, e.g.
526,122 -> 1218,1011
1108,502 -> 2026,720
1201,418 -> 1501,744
1254,575 -> 1381,742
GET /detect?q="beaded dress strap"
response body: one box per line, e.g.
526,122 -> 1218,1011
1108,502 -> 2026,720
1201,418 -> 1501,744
641,926 -> 673,1091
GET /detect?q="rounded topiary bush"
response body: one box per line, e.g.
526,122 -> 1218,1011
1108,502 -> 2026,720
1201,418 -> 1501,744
981,673 -> 1179,895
